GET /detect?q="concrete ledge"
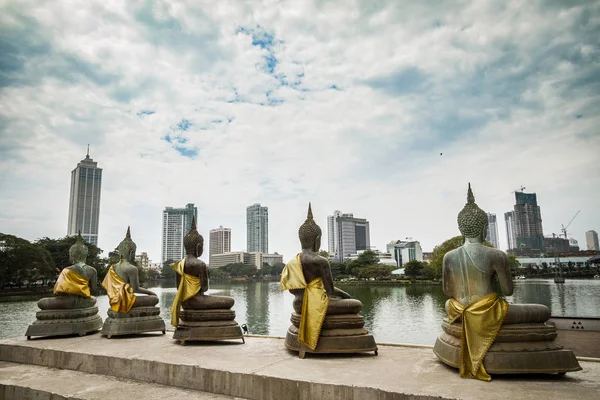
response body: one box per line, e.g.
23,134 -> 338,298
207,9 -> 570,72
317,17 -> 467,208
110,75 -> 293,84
0,361 -> 240,399
1,334 -> 599,400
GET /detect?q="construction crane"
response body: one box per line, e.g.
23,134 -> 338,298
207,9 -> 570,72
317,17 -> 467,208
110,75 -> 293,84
561,210 -> 580,240
511,186 -> 526,194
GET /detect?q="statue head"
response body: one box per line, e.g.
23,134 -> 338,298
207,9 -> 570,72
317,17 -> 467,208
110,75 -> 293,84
298,203 -> 322,251
183,216 -> 204,257
69,231 -> 89,264
457,183 -> 489,242
116,226 -> 137,262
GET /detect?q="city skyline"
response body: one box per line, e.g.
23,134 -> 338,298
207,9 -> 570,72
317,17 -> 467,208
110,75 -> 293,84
246,203 -> 269,254
1,1 -> 599,262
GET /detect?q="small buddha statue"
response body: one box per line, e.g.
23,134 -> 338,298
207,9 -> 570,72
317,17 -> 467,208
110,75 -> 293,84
433,184 -> 581,380
101,227 -> 165,338
281,203 -> 377,358
25,232 -> 103,339
171,217 -> 244,344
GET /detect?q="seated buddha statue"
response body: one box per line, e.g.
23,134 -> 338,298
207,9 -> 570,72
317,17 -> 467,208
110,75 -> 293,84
171,217 -> 243,344
433,184 -> 581,380
100,227 -> 166,338
281,203 -> 377,358
25,232 -> 103,339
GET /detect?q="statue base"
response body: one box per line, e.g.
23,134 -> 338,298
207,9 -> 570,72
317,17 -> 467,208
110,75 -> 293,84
25,306 -> 103,339
284,312 -> 378,358
433,319 -> 582,375
173,309 -> 244,344
101,306 -> 166,339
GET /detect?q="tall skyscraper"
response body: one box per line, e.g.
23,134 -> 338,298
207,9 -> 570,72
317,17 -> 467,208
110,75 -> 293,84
67,149 -> 102,245
485,213 -> 500,249
586,230 -> 599,251
210,226 -> 231,256
513,191 -> 544,254
327,211 -> 356,258
329,212 -> 370,261
246,203 -> 268,253
161,203 -> 198,263
504,211 -> 516,250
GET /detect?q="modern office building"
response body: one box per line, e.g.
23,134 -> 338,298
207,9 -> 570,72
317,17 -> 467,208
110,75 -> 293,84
246,203 -> 268,253
67,149 -> 102,245
135,252 -> 149,269
386,240 -> 423,267
329,212 -> 370,262
209,226 -> 231,256
586,230 -> 599,251
161,203 -> 198,263
513,191 -> 545,255
486,213 -> 500,249
504,211 -> 516,250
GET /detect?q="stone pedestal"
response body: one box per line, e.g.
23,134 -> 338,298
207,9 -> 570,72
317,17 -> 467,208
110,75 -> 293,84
101,306 -> 166,339
173,295 -> 244,344
285,298 -> 377,358
433,318 -> 582,374
25,300 -> 102,339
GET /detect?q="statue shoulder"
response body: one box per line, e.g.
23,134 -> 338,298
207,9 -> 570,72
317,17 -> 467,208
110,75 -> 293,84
443,248 -> 461,263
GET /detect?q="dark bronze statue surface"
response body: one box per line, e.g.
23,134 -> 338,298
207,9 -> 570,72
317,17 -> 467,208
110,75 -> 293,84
25,233 -> 102,339
172,217 -> 243,344
433,184 -> 581,376
283,203 -> 377,358
101,227 -> 165,338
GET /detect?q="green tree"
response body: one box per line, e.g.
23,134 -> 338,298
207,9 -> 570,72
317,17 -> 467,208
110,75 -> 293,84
222,263 -> 257,277
357,264 -> 394,280
404,260 -> 425,278
208,267 -> 227,279
161,259 -> 177,280
508,255 -> 521,276
348,250 -> 380,277
318,250 -> 330,258
0,233 -> 55,288
35,235 -> 107,282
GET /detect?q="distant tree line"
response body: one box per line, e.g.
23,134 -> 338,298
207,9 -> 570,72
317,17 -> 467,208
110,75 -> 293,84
0,233 -> 109,289
160,259 -> 286,281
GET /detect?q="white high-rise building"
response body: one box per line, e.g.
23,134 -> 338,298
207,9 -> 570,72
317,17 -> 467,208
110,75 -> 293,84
504,211 -> 516,250
161,204 -> 198,263
486,213 -> 500,249
246,203 -> 268,253
586,230 -> 599,251
327,210 -> 370,261
210,226 -> 231,256
67,149 -> 102,245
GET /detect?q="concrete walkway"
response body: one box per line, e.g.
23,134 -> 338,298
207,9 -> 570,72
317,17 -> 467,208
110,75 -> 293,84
1,333 -> 598,400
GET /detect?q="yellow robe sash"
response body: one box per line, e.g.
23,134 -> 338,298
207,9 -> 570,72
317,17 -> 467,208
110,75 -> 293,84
53,268 -> 91,298
447,292 -> 509,381
170,259 -> 201,327
280,254 -> 329,351
101,265 -> 137,313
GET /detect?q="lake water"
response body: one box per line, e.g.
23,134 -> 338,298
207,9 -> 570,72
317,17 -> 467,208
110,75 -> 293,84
1,279 -> 599,344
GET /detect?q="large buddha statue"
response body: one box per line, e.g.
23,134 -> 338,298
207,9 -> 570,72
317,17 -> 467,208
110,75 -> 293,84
171,217 -> 244,344
25,233 -> 103,339
433,184 -> 581,380
281,203 -> 377,358
101,227 -> 166,338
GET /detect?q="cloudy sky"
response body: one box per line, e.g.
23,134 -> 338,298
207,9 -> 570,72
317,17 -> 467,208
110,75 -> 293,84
1,0 -> 599,264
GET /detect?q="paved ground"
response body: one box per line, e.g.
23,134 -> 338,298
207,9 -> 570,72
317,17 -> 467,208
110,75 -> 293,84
0,333 -> 598,400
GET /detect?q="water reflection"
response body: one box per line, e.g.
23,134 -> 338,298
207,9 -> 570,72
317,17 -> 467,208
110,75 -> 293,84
1,279 -> 598,343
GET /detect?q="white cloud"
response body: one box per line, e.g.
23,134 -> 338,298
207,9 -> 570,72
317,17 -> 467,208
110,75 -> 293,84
1,0 -> 599,263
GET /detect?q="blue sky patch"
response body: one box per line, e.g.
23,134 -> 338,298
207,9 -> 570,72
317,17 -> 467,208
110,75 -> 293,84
176,119 -> 192,131
136,110 -> 155,117
163,134 -> 197,158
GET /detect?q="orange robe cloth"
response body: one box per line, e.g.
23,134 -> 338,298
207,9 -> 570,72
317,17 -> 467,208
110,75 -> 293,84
53,268 -> 91,298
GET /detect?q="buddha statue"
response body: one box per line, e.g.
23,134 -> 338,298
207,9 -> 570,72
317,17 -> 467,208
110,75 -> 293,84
171,217 -> 244,344
101,227 -> 166,338
433,184 -> 581,380
25,232 -> 103,339
280,203 -> 377,358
